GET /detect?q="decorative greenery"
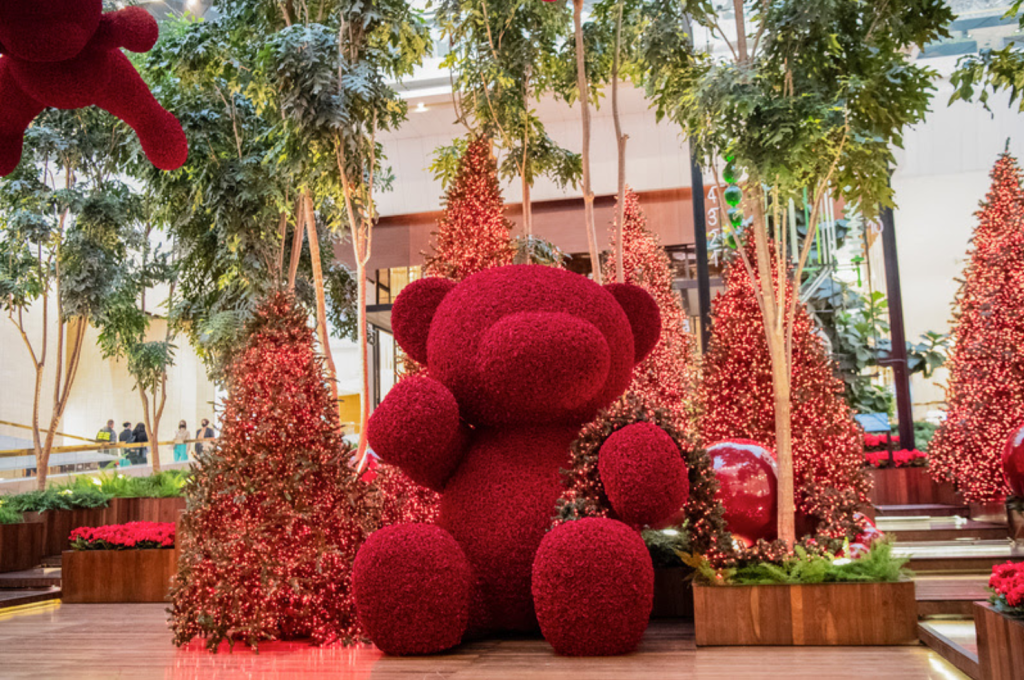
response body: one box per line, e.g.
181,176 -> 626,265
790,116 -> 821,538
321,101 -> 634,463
692,539 -> 911,586
513,236 -> 568,268
70,521 -> 175,551
0,504 -> 24,525
950,0 -> 1024,113
642,526 -> 692,569
1,471 -> 189,513
4,488 -> 113,514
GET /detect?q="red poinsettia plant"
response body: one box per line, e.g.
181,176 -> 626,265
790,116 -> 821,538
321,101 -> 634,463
864,449 -> 928,469
70,521 -> 175,551
989,561 -> 1024,617
863,433 -> 900,451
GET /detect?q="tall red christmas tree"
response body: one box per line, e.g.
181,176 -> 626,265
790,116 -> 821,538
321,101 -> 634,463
929,151 -> 1024,503
169,292 -> 374,649
377,135 -> 517,525
700,243 -> 868,528
603,188 -> 698,435
424,135 -> 516,281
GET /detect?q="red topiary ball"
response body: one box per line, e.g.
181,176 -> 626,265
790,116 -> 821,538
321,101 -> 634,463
1004,423 -> 1024,497
532,518 -> 654,656
352,524 -> 472,655
708,439 -> 778,546
598,422 -> 689,527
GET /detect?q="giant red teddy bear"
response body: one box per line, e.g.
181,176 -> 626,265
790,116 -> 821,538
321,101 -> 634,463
0,0 -> 187,176
352,265 -> 691,656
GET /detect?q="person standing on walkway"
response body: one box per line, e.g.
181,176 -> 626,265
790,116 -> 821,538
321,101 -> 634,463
195,418 -> 215,456
132,423 -> 149,465
96,419 -> 116,468
173,421 -> 189,463
118,422 -> 134,467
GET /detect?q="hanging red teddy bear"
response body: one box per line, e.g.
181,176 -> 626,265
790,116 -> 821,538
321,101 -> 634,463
0,0 -> 187,176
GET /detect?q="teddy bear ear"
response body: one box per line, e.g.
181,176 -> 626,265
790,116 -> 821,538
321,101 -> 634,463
391,277 -> 457,365
604,283 -> 661,364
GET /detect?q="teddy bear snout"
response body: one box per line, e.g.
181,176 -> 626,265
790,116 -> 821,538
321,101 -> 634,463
476,311 -> 611,417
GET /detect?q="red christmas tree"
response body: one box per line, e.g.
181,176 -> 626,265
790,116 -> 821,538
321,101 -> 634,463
375,135 -> 517,525
424,135 -> 516,281
929,151 -> 1024,503
603,188 -> 698,435
700,243 -> 868,528
170,292 -> 373,649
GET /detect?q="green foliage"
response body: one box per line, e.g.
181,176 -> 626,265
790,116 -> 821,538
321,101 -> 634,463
693,539 -> 911,586
0,504 -> 24,525
639,0 -> 952,214
1,471 -> 189,513
642,527 -> 693,569
950,1 -> 1024,112
435,0 -> 581,189
513,235 -> 568,268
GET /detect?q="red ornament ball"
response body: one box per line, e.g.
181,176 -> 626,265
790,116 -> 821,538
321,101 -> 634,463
1004,423 -> 1024,497
708,439 -> 778,546
532,518 -> 654,656
352,524 -> 472,655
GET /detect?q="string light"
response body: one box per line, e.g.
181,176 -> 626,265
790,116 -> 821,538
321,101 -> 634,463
169,292 -> 372,649
929,151 -> 1024,503
699,240 -> 869,525
603,188 -> 699,435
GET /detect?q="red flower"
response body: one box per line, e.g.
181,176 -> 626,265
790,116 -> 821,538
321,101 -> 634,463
70,521 -> 175,550
988,561 -> 1024,610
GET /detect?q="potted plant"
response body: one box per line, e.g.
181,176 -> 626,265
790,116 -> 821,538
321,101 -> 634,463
0,502 -> 43,573
691,540 -> 918,646
61,521 -> 177,603
974,561 -> 1024,678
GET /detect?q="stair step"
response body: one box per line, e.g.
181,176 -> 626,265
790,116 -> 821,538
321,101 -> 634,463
876,517 -> 1008,542
0,568 -> 61,589
918,620 -> 980,680
0,588 -> 61,610
40,555 -> 62,568
895,540 -> 1024,573
876,504 -> 971,517
915,574 -> 990,617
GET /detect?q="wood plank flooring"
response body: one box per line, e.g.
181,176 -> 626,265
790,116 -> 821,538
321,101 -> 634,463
0,603 -> 970,679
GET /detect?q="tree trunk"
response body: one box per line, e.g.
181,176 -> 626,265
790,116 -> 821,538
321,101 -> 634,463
574,0 -> 601,283
304,191 -> 340,408
287,197 -> 304,290
612,0 -> 627,284
522,173 -> 533,263
31,361 -> 45,490
355,257 -> 369,468
733,0 -> 749,63
767,325 -> 796,545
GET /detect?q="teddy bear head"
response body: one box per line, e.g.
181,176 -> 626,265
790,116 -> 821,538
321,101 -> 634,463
0,0 -> 102,63
391,265 -> 660,427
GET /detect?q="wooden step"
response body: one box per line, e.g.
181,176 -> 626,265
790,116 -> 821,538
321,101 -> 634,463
876,503 -> 971,517
876,516 -> 1009,542
0,588 -> 60,610
0,568 -> 61,589
896,540 -> 1024,573
40,555 -> 62,568
916,574 -> 991,617
918,620 -> 980,680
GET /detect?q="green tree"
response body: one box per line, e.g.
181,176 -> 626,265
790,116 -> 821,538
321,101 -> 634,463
637,0 -> 952,544
436,0 -> 580,258
950,0 -> 1024,112
0,110 -> 138,488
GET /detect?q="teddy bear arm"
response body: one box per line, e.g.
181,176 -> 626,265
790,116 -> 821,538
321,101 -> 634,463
93,7 -> 159,53
597,422 -> 690,527
0,61 -> 45,177
366,375 -> 470,492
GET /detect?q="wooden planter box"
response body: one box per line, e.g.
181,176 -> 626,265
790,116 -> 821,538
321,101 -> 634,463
867,467 -> 960,506
61,549 -> 176,603
651,568 -> 694,618
974,602 -> 1024,680
693,580 -> 918,646
0,521 -> 44,573
27,497 -> 185,556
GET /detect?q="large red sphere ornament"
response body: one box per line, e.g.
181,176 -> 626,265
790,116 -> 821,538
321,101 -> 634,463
708,439 -> 778,546
1004,423 -> 1024,497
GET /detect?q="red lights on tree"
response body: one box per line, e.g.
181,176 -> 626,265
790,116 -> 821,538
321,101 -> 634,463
930,151 -> 1024,503
700,244 -> 868,529
425,135 -> 516,281
169,292 -> 372,650
603,188 -> 698,435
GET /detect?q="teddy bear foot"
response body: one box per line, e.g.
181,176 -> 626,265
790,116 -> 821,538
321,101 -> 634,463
353,523 -> 473,655
532,517 -> 655,656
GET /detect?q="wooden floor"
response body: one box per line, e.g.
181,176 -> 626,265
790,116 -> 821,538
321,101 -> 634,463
0,603 -> 971,679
